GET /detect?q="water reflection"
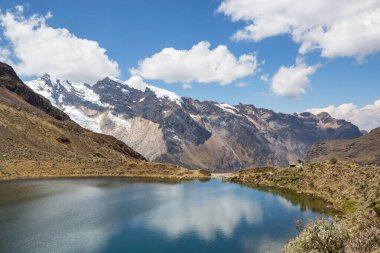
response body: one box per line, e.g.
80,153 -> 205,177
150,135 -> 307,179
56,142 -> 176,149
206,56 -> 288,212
0,182 -> 120,253
140,184 -> 263,240
0,179 -> 330,253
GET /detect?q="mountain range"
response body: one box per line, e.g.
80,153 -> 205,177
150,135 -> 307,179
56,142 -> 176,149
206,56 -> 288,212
25,74 -> 362,171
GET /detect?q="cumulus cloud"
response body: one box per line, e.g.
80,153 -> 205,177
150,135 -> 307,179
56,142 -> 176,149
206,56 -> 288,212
0,8 -> 119,83
217,0 -> 380,60
130,41 -> 257,85
306,100 -> 380,131
270,60 -> 318,98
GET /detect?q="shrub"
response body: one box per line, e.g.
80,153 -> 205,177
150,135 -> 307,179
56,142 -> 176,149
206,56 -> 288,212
284,219 -> 348,253
329,157 -> 338,164
284,214 -> 380,253
197,169 -> 211,177
345,214 -> 380,253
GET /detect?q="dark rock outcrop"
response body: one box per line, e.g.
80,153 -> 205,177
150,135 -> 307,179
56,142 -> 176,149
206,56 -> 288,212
0,63 -> 70,121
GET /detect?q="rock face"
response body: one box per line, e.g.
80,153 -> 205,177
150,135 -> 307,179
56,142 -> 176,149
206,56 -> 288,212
307,127 -> 380,165
26,74 -> 363,171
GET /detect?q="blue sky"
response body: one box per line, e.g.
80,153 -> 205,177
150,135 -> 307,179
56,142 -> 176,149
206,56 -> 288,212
0,0 -> 379,130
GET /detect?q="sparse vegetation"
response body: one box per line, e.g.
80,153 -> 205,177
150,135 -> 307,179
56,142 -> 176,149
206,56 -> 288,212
330,157 -> 338,164
285,213 -> 380,253
231,162 -> 380,252
284,218 -> 348,253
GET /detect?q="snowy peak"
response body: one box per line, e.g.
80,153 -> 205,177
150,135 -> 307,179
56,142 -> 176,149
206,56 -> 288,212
215,103 -> 240,116
28,74 -> 183,108
27,74 -> 106,107
105,75 -> 183,106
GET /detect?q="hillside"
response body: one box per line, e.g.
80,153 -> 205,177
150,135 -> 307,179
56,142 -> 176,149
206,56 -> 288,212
228,162 -> 380,253
25,74 -> 362,171
0,62 -> 205,180
307,127 -> 380,165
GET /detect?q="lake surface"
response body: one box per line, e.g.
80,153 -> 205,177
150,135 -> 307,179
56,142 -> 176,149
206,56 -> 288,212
0,178 -> 330,253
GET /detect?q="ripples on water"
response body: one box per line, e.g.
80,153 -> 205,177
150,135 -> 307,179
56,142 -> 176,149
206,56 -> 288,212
0,179 -> 330,253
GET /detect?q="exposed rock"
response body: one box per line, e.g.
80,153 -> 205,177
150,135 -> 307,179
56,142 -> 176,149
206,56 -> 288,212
56,135 -> 71,144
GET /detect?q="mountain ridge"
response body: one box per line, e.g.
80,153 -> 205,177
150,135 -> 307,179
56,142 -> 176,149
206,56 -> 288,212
25,74 -> 363,171
306,127 -> 380,165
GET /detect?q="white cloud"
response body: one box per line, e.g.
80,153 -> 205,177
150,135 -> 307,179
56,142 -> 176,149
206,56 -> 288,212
15,5 -> 24,13
182,83 -> 192,89
0,9 -> 120,83
218,0 -> 380,60
235,81 -> 248,88
306,100 -> 380,131
130,41 -> 257,85
270,60 -> 318,98
260,74 -> 269,83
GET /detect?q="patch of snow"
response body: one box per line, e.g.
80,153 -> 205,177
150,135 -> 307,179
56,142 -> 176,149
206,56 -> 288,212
26,79 -> 57,106
62,105 -> 102,133
58,94 -> 64,104
106,113 -> 131,131
125,76 -> 183,106
216,103 -> 240,116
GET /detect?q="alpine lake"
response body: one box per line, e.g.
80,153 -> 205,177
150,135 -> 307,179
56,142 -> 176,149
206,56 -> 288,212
0,178 -> 334,253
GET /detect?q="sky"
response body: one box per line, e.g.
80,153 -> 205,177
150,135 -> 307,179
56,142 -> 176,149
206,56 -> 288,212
0,0 -> 379,130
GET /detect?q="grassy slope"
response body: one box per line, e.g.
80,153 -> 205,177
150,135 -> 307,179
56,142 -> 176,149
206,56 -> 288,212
231,162 -> 380,252
233,162 -> 380,216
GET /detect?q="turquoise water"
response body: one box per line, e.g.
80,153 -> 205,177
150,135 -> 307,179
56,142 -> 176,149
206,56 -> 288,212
0,178 -> 330,253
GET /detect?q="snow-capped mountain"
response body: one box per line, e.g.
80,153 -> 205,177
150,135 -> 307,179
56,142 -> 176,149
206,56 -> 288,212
26,74 -> 362,171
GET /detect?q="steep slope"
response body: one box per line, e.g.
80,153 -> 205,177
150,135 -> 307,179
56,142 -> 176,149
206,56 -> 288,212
0,62 -> 203,179
26,74 -> 362,171
307,127 -> 380,165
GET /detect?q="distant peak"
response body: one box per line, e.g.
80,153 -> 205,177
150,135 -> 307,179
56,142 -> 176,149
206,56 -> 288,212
106,75 -> 124,84
317,112 -> 332,118
126,76 -> 183,106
